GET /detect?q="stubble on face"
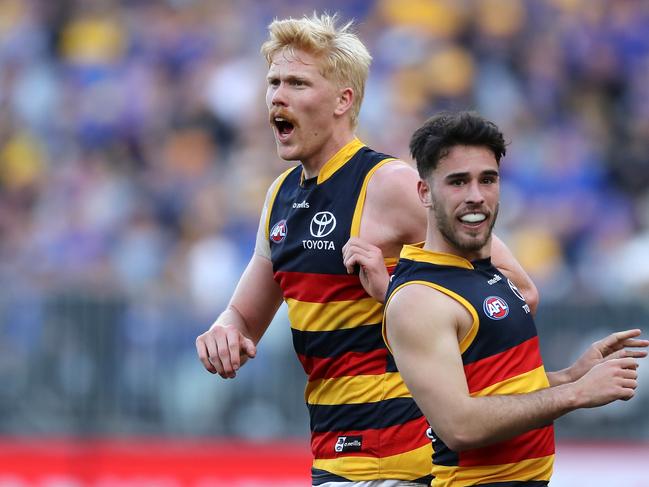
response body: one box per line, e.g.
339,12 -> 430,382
432,196 -> 499,254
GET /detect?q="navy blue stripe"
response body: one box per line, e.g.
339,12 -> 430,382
386,351 -> 399,373
311,468 -> 350,484
308,397 -> 423,433
292,323 -> 385,358
462,320 -> 538,365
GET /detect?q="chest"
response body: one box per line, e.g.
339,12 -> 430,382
268,173 -> 363,274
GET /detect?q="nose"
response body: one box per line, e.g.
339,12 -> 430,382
465,180 -> 485,205
270,83 -> 287,107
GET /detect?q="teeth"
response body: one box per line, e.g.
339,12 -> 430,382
460,213 -> 486,223
275,117 -> 286,122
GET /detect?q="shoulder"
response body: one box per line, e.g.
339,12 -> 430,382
361,159 -> 426,249
387,281 -> 459,320
368,159 -> 420,195
385,282 -> 466,345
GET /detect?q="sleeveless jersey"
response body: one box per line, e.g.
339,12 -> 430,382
384,244 -> 555,487
267,139 -> 433,484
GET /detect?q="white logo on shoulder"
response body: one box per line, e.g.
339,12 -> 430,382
508,279 -> 526,301
310,211 -> 336,237
488,274 -> 502,285
292,200 -> 309,209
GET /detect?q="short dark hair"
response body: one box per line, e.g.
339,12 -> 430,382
409,111 -> 507,179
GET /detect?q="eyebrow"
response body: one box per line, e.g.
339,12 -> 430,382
266,73 -> 309,83
444,169 -> 499,181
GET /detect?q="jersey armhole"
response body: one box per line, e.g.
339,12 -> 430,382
264,166 -> 298,240
350,157 -> 396,238
382,280 -> 480,355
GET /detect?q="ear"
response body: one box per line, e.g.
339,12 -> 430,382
417,179 -> 432,208
334,87 -> 354,116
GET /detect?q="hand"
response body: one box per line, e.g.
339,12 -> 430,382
195,324 -> 256,379
573,357 -> 639,408
342,237 -> 390,302
568,329 -> 648,382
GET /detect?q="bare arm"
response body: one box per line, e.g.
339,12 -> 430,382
343,161 -> 425,301
196,179 -> 284,379
490,235 -> 539,314
385,285 -> 639,451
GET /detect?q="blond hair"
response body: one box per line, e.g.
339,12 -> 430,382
261,13 -> 371,128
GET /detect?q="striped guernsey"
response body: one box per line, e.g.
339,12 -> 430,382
266,139 -> 433,484
384,244 -> 555,487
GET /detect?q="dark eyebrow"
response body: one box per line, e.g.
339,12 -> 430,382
444,169 -> 499,181
444,172 -> 469,181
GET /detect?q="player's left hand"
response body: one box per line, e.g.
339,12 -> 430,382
569,329 -> 648,382
342,237 -> 389,303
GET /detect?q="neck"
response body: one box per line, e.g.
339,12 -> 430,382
301,128 -> 356,179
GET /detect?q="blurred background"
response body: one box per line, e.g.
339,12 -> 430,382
0,0 -> 648,485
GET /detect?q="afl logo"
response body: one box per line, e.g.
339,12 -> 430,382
269,219 -> 287,243
310,211 -> 336,238
483,296 -> 509,320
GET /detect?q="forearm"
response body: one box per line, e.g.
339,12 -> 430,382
433,384 -> 577,450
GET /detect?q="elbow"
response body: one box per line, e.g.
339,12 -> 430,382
435,422 -> 492,452
438,431 -> 479,452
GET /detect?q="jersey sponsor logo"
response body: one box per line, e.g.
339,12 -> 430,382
302,239 -> 335,250
508,278 -> 525,301
292,200 -> 309,209
487,274 -> 502,285
269,219 -> 287,243
310,211 -> 336,238
425,426 -> 438,443
483,296 -> 509,320
334,435 -> 362,453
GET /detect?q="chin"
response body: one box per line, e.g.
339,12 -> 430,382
276,145 -> 301,162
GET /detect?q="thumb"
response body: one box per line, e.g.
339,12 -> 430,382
242,337 -> 257,358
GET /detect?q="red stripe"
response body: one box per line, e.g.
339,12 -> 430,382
298,349 -> 388,380
459,424 -> 555,467
275,271 -> 368,303
311,415 -> 430,459
464,336 -> 543,393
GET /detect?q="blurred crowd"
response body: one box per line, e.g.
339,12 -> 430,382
1,0 -> 649,436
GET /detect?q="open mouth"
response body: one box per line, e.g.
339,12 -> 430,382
273,117 -> 295,141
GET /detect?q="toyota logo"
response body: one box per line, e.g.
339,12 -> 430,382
309,211 -> 337,238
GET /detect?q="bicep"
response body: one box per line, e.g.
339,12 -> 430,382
229,254 -> 283,343
385,286 -> 471,436
362,162 -> 426,255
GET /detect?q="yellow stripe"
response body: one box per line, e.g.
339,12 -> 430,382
316,138 -> 365,184
383,281 -> 479,354
350,157 -> 397,237
385,256 -> 398,267
401,243 -> 474,269
306,372 -> 411,405
471,365 -> 551,396
313,443 -> 432,481
287,297 -> 382,332
432,454 -> 554,486
264,166 -> 297,240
